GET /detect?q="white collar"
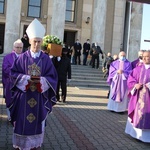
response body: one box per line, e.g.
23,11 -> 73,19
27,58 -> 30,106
30,50 -> 41,59
144,64 -> 150,69
14,52 -> 20,57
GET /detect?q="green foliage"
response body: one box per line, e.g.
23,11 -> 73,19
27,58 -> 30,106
42,35 -> 62,47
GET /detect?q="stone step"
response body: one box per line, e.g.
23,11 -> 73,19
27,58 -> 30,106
69,71 -> 109,88
72,75 -> 106,80
68,82 -> 109,89
72,67 -> 103,75
72,73 -> 104,78
70,64 -> 108,88
71,65 -> 103,70
70,78 -> 108,84
72,69 -> 103,74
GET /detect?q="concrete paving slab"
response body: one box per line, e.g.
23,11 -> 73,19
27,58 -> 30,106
0,85 -> 150,150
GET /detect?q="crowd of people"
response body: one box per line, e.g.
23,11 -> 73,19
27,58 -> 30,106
1,18 -> 150,150
106,49 -> 150,143
64,39 -> 104,69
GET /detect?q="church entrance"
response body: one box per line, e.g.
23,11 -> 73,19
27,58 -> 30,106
0,24 -> 5,54
64,31 -> 76,47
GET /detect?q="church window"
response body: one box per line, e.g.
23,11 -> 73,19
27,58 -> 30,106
0,0 -> 5,14
66,0 -> 76,22
28,0 -> 41,18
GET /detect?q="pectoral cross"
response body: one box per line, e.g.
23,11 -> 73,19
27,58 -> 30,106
28,63 -> 41,77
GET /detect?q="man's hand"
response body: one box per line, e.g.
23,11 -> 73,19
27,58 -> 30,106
135,83 -> 143,90
117,70 -> 123,74
57,57 -> 61,62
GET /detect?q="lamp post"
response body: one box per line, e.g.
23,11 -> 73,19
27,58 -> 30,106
85,17 -> 90,24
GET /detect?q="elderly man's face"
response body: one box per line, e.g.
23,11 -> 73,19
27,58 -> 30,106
14,43 -> 23,54
30,38 -> 42,52
143,51 -> 150,64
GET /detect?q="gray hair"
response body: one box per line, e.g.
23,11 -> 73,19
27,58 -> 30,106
13,39 -> 23,47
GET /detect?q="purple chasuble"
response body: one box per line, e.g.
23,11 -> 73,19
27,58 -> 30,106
131,58 -> 143,69
2,51 -> 17,107
127,65 -> 150,129
131,59 -> 139,69
9,50 -> 58,135
107,59 -> 132,102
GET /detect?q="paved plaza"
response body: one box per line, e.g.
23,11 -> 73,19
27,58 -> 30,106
0,84 -> 150,150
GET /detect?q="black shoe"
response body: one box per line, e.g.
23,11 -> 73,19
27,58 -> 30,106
118,112 -> 125,115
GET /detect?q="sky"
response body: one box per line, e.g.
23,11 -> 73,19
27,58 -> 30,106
140,4 -> 150,50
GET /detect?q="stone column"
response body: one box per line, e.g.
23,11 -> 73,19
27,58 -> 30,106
91,0 -> 107,50
81,0 -> 92,42
4,0 -> 22,54
111,0 -> 126,55
50,0 -> 66,41
127,2 -> 143,61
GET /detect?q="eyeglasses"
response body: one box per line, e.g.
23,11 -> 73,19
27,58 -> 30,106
15,47 -> 23,49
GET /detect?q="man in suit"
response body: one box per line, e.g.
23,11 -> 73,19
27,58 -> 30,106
74,39 -> 82,65
91,42 -> 104,69
83,39 -> 91,65
54,47 -> 71,103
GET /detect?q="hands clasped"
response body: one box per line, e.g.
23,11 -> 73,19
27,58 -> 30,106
117,70 -> 123,74
134,83 -> 143,90
16,75 -> 49,93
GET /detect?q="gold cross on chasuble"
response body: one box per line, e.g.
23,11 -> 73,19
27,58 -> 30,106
26,113 -> 36,123
28,63 -> 41,77
28,98 -> 37,108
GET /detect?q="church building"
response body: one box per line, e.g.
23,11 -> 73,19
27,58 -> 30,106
0,0 -> 148,60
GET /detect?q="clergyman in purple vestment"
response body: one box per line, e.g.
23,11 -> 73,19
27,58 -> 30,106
107,51 -> 132,112
2,39 -> 23,121
131,50 -> 144,69
9,19 -> 58,150
125,51 -> 150,143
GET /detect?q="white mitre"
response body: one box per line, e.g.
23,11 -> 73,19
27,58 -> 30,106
26,18 -> 45,39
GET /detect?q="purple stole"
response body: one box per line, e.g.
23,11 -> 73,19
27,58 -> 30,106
131,65 -> 150,129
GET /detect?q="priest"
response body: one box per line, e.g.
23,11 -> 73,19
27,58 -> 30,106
9,19 -> 58,150
131,50 -> 144,69
2,39 -> 23,121
107,51 -> 132,112
125,50 -> 150,142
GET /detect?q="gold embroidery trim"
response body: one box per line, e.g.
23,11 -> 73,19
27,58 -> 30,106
29,82 -> 37,92
26,113 -> 36,123
27,98 -> 37,108
28,63 -> 41,76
